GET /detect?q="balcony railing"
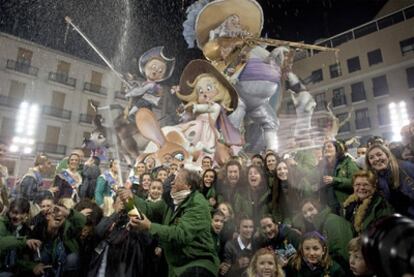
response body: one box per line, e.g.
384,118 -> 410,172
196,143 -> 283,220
48,72 -> 77,88
79,113 -> 94,124
42,105 -> 72,120
0,95 -> 21,109
36,142 -> 67,155
83,82 -> 107,96
6,59 -> 39,77
114,90 -> 127,100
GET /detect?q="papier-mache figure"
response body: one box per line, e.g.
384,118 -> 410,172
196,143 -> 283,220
173,59 -> 242,156
183,0 -> 290,152
125,46 -> 175,120
142,59 -> 242,165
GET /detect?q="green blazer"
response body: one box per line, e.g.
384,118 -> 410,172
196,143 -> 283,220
135,191 -> 219,277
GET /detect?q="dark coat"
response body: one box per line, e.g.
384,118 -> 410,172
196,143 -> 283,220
285,258 -> 346,277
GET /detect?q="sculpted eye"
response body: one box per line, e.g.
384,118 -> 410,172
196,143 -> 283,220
207,85 -> 212,91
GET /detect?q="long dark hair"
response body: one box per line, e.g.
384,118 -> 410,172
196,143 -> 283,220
201,169 -> 217,189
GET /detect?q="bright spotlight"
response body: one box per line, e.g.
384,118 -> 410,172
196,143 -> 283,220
9,145 -> 19,153
389,100 -> 409,142
23,147 -> 32,154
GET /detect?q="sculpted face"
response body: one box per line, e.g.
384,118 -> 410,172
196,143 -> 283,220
144,58 -> 167,81
196,76 -> 219,104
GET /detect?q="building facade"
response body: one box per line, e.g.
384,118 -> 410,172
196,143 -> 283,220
281,3 -> 414,145
0,32 -> 172,176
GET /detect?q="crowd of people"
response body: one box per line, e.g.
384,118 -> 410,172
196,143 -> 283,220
0,124 -> 414,277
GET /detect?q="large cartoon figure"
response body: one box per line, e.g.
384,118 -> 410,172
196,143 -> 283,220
183,0 -> 287,152
183,0 -> 336,153
125,46 -> 175,120
142,59 -> 241,164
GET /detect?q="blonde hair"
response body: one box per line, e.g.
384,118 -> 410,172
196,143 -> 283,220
348,236 -> 362,253
176,73 -> 233,111
365,144 -> 400,188
246,248 -> 285,277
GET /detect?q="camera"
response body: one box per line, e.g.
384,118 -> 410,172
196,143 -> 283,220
361,214 -> 414,277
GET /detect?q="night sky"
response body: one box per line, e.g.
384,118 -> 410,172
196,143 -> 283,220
0,0 -> 387,83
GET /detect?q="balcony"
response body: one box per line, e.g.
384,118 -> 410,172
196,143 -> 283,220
0,95 -> 21,109
114,90 -> 127,100
48,72 -> 76,88
79,113 -> 94,124
6,59 -> 39,77
83,82 -> 107,96
36,142 -> 67,155
42,105 -> 72,120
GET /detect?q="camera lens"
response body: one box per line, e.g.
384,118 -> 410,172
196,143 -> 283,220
361,214 -> 414,277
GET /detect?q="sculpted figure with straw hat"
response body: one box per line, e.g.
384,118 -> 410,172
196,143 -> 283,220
182,0 -> 328,153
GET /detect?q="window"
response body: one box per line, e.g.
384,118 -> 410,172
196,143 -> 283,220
8,80 -> 26,99
351,82 -> 366,102
314,92 -> 326,111
372,75 -> 389,97
331,32 -> 353,47
329,63 -> 341,78
17,48 -> 33,64
354,22 -> 377,39
355,108 -> 371,129
57,60 -> 71,75
405,5 -> 414,19
367,49 -> 383,66
378,11 -> 404,30
311,69 -> 323,83
407,67 -> 414,89
377,104 -> 390,126
400,37 -> 414,56
332,87 -> 347,107
0,117 -> 14,140
347,56 -> 361,73
337,113 -> 351,133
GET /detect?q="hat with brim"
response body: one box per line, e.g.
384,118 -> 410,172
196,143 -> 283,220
195,0 -> 264,49
139,46 -> 175,82
178,59 -> 238,113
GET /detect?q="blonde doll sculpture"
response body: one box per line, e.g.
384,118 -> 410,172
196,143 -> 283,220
143,59 -> 242,164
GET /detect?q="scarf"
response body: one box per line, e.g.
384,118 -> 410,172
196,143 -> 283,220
171,190 -> 191,207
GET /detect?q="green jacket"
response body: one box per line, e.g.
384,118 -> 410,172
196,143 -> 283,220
312,207 -> 353,263
233,187 -> 271,225
331,156 -> 359,207
343,193 -> 394,235
135,191 -> 219,277
0,216 -> 36,272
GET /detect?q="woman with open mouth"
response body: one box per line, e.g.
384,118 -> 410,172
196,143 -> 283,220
233,165 -> 271,226
0,198 -> 42,276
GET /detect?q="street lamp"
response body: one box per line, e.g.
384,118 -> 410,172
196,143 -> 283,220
389,100 -> 409,142
9,101 -> 40,176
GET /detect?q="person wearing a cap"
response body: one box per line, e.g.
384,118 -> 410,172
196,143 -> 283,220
125,46 -> 175,121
